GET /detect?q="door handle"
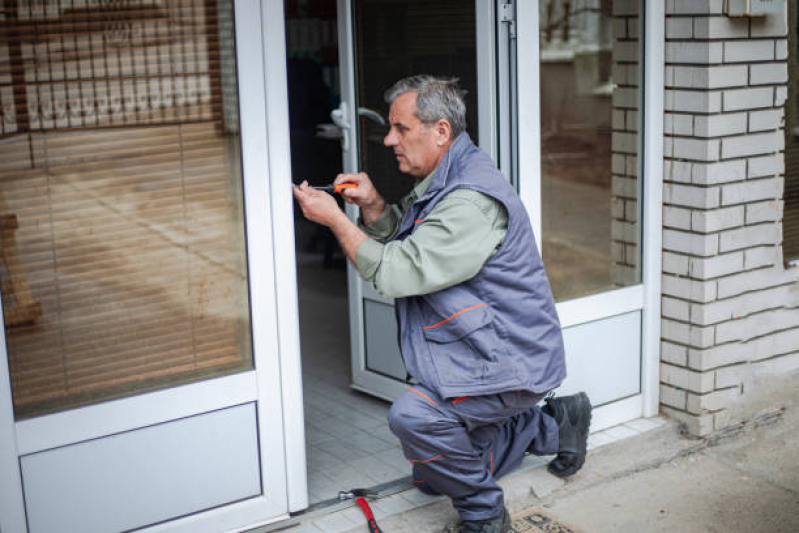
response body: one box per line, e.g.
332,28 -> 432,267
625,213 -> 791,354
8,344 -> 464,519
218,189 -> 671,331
330,102 -> 351,151
330,104 -> 387,152
357,107 -> 385,126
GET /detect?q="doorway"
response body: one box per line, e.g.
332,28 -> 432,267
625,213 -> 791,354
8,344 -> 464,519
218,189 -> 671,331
284,0 -> 491,505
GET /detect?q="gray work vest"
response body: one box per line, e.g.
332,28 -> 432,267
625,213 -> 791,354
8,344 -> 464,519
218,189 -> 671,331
393,133 -> 567,399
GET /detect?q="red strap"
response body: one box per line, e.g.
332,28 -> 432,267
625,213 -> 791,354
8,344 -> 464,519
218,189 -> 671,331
355,497 -> 382,532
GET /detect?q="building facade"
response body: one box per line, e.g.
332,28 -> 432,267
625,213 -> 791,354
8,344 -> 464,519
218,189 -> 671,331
0,1 -> 795,532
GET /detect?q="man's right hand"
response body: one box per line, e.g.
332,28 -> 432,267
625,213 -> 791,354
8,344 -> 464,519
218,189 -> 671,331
335,172 -> 386,225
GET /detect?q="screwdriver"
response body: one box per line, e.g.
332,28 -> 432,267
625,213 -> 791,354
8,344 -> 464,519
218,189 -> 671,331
312,182 -> 357,194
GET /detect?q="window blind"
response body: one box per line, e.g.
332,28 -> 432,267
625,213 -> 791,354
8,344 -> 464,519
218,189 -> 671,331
0,0 -> 251,419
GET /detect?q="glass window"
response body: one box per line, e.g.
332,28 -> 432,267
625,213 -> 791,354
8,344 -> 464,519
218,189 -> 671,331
539,0 -> 641,300
0,0 -> 251,419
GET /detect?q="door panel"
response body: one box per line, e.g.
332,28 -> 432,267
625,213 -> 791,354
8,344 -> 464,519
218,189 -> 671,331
557,311 -> 641,407
21,404 -> 260,533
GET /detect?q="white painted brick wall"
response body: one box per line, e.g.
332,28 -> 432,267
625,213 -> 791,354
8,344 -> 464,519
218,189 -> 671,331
666,90 -> 722,113
660,384 -> 687,409
664,205 -> 692,230
664,228 -> 719,256
744,245 -> 781,268
661,363 -> 715,393
666,0 -> 724,15
746,200 -> 783,223
748,109 -> 784,132
694,113 -> 747,137
664,159 -> 692,182
664,183 -> 720,209
750,63 -> 788,85
690,327 -> 799,371
691,284 -> 799,327
663,251 -> 690,275
724,40 -> 775,63
662,7 -> 798,436
667,65 -> 748,89
694,17 -> 748,39
748,153 -> 784,177
686,387 -> 741,414
716,307 -> 799,343
719,223 -> 781,252
662,274 -> 717,303
723,87 -> 775,111
666,17 -> 693,39
688,251 -> 745,279
721,177 -> 783,206
691,206 -> 745,233
721,131 -> 784,159
662,341 -> 688,366
672,137 -> 720,161
663,296 -> 691,321
692,160 -> 746,185
666,42 -> 723,64
716,266 -> 796,299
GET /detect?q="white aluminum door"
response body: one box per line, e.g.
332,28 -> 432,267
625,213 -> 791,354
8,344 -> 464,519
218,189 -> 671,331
0,2 -> 292,532
336,0 -> 507,400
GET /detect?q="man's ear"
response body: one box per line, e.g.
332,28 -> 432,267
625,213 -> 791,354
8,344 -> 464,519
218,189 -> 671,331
435,119 -> 452,146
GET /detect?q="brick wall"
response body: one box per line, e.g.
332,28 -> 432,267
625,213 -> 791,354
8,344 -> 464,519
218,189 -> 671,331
662,0 -> 799,436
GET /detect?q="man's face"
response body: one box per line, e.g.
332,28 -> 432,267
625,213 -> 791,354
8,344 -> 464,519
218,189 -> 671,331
383,92 -> 447,178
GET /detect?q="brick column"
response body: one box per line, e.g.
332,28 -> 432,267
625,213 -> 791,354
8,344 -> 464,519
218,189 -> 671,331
662,0 -> 799,436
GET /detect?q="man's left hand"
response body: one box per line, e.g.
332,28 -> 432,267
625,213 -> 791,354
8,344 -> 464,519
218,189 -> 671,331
293,181 -> 347,227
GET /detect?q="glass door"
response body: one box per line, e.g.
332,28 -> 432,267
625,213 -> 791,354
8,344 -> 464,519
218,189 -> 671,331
0,2 -> 288,531
536,0 -> 646,427
336,0 -> 506,400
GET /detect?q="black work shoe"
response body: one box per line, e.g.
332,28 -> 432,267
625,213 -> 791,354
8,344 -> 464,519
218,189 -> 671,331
542,392 -> 592,478
448,507 -> 512,533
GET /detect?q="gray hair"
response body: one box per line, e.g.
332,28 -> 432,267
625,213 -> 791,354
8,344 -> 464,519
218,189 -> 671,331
384,75 -> 467,139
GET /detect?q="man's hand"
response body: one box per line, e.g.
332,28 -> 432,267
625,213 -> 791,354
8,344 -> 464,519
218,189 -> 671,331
292,181 -> 348,228
293,180 -> 368,263
334,172 -> 386,225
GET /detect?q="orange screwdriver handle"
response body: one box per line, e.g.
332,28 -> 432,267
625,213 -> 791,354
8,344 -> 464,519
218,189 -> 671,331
334,182 -> 358,194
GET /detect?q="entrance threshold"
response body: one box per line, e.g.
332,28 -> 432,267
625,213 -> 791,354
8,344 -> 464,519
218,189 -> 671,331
252,416 -> 668,533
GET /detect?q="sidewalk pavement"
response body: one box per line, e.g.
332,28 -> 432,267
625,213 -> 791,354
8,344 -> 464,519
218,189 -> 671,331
271,370 -> 799,533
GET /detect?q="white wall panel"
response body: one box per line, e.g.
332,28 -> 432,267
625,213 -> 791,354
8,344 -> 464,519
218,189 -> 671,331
22,404 -> 261,533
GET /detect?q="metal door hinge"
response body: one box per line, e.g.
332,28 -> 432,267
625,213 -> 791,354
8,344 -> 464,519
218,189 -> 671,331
500,2 -> 516,39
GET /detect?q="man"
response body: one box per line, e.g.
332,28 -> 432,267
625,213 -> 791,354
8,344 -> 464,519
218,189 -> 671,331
293,75 -> 591,533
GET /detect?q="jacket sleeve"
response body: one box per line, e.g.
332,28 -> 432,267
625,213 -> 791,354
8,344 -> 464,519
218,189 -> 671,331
355,189 -> 508,298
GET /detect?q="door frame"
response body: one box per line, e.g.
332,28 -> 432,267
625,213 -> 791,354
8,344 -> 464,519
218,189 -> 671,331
516,0 -> 664,427
0,1 -> 298,530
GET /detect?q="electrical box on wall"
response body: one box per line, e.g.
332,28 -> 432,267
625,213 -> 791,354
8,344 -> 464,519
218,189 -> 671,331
726,0 -> 785,16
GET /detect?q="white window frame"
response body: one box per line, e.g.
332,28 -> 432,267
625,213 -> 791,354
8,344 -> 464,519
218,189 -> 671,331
0,1 -> 299,530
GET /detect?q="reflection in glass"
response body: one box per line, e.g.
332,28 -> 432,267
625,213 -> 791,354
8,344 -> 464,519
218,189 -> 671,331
539,0 -> 641,301
353,0 -> 478,204
0,0 -> 251,418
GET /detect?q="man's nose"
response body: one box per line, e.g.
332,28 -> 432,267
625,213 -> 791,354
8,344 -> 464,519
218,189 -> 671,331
384,130 -> 397,147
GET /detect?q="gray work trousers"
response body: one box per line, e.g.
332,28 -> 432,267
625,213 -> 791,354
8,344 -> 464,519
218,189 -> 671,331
387,385 -> 559,521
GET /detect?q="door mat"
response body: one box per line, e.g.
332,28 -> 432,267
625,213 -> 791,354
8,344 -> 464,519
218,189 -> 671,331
510,508 -> 583,533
